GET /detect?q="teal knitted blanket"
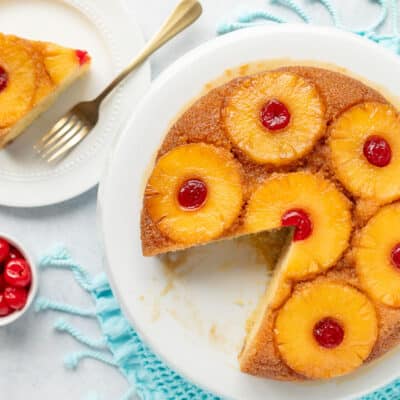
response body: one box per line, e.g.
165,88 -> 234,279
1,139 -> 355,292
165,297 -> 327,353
36,245 -> 400,400
36,1 -> 400,399
36,248 -> 218,400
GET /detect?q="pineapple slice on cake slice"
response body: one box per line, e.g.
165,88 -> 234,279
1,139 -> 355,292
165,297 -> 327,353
355,202 -> 400,307
0,34 -> 36,129
244,171 -> 352,280
274,280 -> 378,379
36,42 -> 90,86
223,71 -> 326,165
329,102 -> 400,205
144,143 -> 244,247
0,32 -> 91,148
240,173 -> 355,378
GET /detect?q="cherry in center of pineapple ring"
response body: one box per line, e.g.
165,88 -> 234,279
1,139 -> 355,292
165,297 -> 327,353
260,99 -> 291,131
363,135 -> 392,167
313,317 -> 345,349
390,243 -> 400,270
178,178 -> 208,210
281,208 -> 313,241
0,66 -> 8,93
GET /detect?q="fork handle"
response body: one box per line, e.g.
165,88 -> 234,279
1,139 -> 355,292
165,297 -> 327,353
94,0 -> 202,105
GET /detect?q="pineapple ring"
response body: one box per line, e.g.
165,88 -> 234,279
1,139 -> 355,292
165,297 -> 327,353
145,143 -> 243,244
41,43 -> 81,85
355,202 -> 400,307
244,172 -> 352,279
223,71 -> 325,165
0,34 -> 36,127
275,281 -> 378,379
30,42 -> 55,106
329,102 -> 400,204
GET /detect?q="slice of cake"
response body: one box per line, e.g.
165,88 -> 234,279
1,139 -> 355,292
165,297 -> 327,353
0,33 -> 91,147
141,65 -> 400,380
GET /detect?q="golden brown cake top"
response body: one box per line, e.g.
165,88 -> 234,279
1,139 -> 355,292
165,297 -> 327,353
141,66 -> 385,257
141,64 -> 400,381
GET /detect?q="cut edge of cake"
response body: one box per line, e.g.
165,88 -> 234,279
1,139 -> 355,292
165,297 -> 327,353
238,229 -> 295,374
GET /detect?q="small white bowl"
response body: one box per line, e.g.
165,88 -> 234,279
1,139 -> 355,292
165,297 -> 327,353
0,233 -> 38,327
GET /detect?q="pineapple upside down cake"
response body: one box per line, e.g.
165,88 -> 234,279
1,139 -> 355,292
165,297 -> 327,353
0,33 -> 91,148
141,65 -> 400,381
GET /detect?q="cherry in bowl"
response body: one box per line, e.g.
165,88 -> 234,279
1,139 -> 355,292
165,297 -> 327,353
0,234 -> 37,326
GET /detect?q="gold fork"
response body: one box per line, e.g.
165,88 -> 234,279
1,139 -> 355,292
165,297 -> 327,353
35,0 -> 202,162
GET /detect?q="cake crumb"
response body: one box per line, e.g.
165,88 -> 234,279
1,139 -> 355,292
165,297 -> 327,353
161,280 -> 174,296
209,323 -> 227,347
151,299 -> 160,322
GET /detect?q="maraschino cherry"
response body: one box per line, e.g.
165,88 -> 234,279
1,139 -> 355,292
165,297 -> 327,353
281,209 -> 313,241
75,50 -> 90,66
4,286 -> 27,311
0,292 -> 11,316
4,259 -> 31,288
260,99 -> 291,131
313,317 -> 345,349
0,237 -> 33,318
178,178 -> 208,210
0,67 -> 8,93
7,245 -> 23,261
363,135 -> 391,167
0,238 -> 10,263
391,243 -> 400,270
0,275 -> 6,292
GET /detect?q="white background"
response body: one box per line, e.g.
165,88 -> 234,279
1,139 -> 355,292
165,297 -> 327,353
0,0 -> 394,399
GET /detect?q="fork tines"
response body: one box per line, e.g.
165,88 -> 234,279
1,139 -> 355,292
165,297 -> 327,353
34,111 -> 90,162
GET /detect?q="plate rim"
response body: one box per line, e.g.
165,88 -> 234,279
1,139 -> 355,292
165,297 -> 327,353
99,24 -> 400,400
0,0 -> 151,208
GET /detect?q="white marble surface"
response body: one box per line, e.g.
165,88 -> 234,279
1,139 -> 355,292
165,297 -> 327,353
0,0 -> 394,399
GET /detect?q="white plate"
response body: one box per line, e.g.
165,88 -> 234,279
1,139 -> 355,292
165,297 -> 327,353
0,0 -> 150,207
99,25 -> 400,400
